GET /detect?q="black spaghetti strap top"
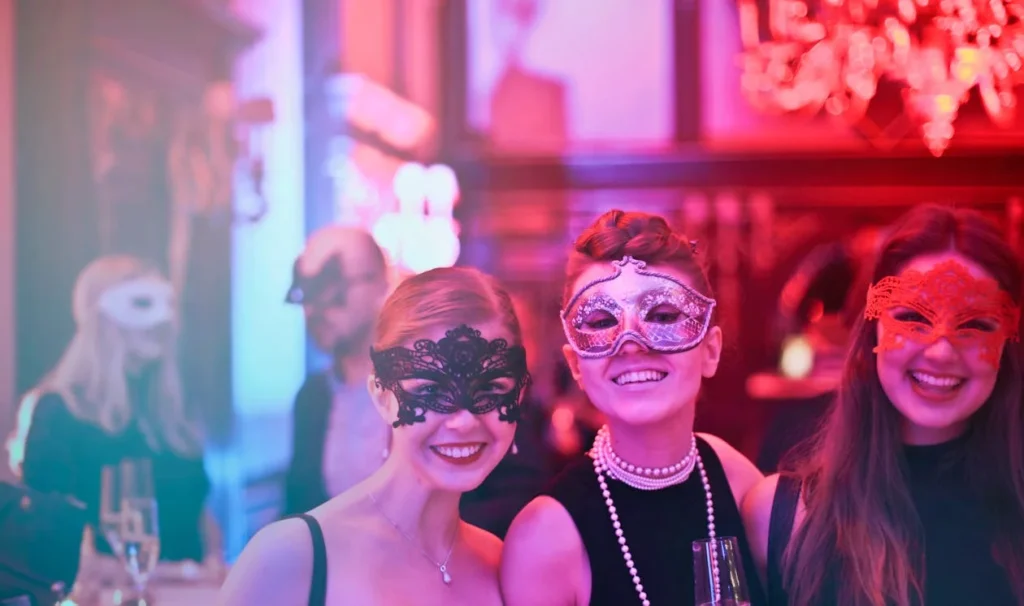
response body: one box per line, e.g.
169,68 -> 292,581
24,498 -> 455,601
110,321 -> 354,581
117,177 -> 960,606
766,475 -> 800,605
546,436 -> 767,606
294,514 -> 328,606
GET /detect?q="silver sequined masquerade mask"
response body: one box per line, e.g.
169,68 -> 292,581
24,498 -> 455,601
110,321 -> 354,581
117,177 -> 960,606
561,256 -> 716,359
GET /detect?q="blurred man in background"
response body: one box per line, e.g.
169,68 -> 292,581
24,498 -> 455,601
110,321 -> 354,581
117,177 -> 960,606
283,226 -> 391,515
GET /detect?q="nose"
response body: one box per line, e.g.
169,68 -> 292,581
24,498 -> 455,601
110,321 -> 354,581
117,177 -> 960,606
616,338 -> 650,356
922,335 -> 958,362
444,408 -> 480,430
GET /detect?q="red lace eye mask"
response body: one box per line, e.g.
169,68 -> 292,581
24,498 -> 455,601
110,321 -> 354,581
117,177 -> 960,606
865,259 -> 1020,366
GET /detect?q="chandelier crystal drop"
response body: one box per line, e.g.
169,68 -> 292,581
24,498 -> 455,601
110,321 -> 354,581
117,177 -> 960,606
737,0 -> 1024,155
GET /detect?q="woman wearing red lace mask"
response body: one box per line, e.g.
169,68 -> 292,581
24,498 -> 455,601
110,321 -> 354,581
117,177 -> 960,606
743,204 -> 1024,606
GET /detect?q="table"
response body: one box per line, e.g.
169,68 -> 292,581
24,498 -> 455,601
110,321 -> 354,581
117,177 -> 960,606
95,583 -> 220,606
71,555 -> 224,606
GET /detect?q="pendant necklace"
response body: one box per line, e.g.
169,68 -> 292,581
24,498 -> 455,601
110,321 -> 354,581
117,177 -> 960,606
368,492 -> 456,586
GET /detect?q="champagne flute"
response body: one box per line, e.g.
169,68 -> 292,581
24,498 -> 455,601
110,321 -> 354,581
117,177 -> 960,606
100,465 -> 125,557
693,536 -> 751,606
119,459 -> 161,605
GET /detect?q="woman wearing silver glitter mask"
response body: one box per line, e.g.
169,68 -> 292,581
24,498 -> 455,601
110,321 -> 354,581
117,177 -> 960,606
220,267 -> 530,606
500,210 -> 766,606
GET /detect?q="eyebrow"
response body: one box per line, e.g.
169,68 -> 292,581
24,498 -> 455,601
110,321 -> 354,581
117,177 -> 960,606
580,284 -> 687,303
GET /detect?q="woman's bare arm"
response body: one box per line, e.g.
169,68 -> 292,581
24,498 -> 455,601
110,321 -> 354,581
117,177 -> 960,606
500,496 -> 587,606
216,518 -> 313,606
697,432 -> 765,504
741,473 -> 781,589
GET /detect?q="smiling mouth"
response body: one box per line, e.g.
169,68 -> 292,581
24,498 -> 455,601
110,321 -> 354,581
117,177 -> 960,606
430,443 -> 486,465
908,370 -> 967,396
613,370 -> 668,386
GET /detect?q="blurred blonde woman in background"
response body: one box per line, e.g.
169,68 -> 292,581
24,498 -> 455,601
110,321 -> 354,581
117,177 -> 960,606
6,255 -> 219,566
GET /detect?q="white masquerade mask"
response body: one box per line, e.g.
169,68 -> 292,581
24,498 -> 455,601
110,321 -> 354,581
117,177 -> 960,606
97,277 -> 175,330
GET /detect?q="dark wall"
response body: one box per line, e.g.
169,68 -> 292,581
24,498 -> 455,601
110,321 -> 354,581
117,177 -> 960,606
300,0 -> 342,374
15,0 -> 95,395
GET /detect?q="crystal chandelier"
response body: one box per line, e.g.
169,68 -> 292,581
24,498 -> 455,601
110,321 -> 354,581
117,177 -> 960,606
737,0 -> 1024,155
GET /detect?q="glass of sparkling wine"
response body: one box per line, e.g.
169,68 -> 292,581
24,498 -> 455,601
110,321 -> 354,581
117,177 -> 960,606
100,465 -> 125,557
693,536 -> 751,606
119,459 -> 161,604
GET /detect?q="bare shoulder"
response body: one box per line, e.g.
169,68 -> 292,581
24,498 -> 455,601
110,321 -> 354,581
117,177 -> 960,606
696,432 -> 764,503
500,495 -> 585,606
463,523 -> 504,569
216,517 -> 314,606
740,473 -> 780,574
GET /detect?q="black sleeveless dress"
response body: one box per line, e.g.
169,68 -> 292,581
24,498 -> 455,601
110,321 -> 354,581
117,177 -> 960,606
766,437 -> 1020,605
547,436 -> 767,606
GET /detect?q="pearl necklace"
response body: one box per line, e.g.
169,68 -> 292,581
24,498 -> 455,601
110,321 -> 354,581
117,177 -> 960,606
590,425 -> 720,606
602,428 -> 699,490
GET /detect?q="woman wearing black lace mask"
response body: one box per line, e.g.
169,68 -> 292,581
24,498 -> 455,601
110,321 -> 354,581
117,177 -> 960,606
500,210 -> 766,606
219,266 -> 530,606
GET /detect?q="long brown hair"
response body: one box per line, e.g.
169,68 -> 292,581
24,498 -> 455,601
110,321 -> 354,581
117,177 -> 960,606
782,205 -> 1024,605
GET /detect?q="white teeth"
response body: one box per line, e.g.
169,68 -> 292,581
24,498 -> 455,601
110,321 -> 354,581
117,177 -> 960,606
433,444 -> 483,458
910,371 -> 964,389
614,370 -> 667,386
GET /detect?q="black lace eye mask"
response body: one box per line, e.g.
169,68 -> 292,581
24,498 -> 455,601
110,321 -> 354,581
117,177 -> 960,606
369,324 -> 530,428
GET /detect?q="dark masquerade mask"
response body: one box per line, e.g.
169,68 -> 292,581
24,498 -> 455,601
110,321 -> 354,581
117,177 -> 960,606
286,254 -> 344,305
369,324 -> 530,428
285,254 -> 378,307
561,256 -> 716,358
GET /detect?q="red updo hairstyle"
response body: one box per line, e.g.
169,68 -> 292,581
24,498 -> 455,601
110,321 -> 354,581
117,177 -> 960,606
564,209 -> 713,309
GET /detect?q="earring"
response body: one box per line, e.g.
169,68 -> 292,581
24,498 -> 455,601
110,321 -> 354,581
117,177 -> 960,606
511,440 -> 519,455
381,430 -> 391,460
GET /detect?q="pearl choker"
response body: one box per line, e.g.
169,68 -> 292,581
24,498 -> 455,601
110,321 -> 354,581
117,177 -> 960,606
600,427 -> 699,490
590,425 -> 720,606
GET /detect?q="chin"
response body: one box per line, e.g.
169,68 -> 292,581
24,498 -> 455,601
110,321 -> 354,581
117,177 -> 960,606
311,334 -> 334,352
130,349 -> 164,364
900,406 -> 973,431
892,399 -> 977,440
423,470 -> 492,494
893,386 -> 988,429
318,334 -> 348,353
604,399 -> 680,427
442,476 -> 490,493
601,383 -> 693,424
